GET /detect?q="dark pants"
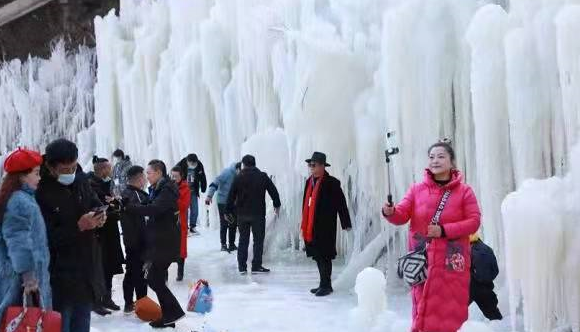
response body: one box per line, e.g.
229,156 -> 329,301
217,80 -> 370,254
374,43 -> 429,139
60,304 -> 92,332
469,279 -> 503,320
123,248 -> 147,305
177,258 -> 185,278
104,272 -> 114,299
315,257 -> 333,289
147,261 -> 185,320
218,204 -> 236,246
237,218 -> 265,271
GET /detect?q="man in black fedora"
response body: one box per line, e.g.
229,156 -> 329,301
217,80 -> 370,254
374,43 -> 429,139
301,152 -> 351,296
226,154 -> 281,275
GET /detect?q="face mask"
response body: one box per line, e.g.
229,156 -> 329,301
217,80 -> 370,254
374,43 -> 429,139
187,163 -> 196,169
103,177 -> 112,183
113,157 -> 121,164
58,173 -> 75,185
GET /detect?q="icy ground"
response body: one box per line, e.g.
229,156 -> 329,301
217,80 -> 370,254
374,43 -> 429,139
91,228 -> 512,332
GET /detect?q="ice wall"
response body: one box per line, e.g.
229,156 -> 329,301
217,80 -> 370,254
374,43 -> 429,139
0,41 -> 96,173
88,2 -> 580,330
1,0 -> 579,329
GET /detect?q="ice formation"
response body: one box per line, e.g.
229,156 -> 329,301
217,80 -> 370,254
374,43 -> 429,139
0,41 -> 96,173
1,0 -> 580,330
349,267 -> 387,330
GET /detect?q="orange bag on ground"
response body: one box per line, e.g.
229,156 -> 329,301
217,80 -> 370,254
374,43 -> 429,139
135,296 -> 162,322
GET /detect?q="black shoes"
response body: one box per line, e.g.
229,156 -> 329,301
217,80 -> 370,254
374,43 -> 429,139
315,287 -> 333,297
239,269 -> 248,275
123,303 -> 135,314
221,244 -> 228,252
102,297 -> 121,311
251,266 -> 271,274
149,312 -> 185,329
310,288 -> 320,294
92,305 -> 112,316
228,244 -> 238,252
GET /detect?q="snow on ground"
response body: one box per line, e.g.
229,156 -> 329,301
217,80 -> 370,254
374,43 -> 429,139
91,228 -> 512,332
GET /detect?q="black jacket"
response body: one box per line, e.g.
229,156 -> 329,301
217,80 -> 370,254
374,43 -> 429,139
125,177 -> 180,264
302,172 -> 351,260
88,173 -> 125,276
36,167 -> 102,307
120,185 -> 149,252
471,239 -> 499,283
177,158 -> 207,197
226,166 -> 281,220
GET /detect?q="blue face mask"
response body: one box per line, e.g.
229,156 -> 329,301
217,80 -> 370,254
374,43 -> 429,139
103,177 -> 112,183
58,173 -> 76,185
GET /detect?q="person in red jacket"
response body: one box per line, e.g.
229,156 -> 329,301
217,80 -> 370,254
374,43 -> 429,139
382,141 -> 481,332
171,166 -> 191,281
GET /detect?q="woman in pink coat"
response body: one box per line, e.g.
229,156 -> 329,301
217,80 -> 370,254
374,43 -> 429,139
382,141 -> 481,332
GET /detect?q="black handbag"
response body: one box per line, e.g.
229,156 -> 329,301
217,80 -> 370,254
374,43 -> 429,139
397,190 -> 451,286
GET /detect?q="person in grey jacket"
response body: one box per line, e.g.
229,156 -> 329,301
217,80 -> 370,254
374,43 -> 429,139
205,162 -> 241,252
0,148 -> 51,319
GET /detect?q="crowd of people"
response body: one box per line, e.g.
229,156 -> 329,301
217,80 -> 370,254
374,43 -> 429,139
0,137 -> 503,332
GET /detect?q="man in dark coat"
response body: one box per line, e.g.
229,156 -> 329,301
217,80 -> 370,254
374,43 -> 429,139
120,165 -> 149,313
124,160 -> 184,328
301,152 -> 351,296
36,139 -> 105,332
88,155 -> 125,312
226,155 -> 281,275
177,153 -> 207,234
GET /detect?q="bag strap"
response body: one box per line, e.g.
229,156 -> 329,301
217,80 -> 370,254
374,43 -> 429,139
6,291 -> 45,332
430,190 -> 451,225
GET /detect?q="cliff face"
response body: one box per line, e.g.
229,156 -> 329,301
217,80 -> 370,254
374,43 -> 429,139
0,0 -> 118,61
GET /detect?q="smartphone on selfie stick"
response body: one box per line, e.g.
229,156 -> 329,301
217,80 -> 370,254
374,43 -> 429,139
385,131 -> 399,207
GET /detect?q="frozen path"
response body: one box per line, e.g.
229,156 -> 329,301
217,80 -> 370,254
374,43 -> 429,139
91,228 -> 513,332
91,229 -> 359,332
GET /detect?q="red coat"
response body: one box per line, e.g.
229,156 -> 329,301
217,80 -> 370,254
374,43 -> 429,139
177,180 -> 191,258
385,169 -> 481,332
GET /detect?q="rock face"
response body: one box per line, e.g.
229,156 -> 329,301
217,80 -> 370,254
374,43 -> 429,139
0,0 -> 118,60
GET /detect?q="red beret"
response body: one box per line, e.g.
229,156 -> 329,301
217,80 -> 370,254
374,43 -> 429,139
3,148 -> 43,173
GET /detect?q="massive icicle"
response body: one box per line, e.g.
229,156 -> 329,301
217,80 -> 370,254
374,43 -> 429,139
0,41 -> 95,172
2,0 -> 580,329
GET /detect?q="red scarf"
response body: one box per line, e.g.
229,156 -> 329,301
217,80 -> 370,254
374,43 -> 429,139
301,175 -> 324,243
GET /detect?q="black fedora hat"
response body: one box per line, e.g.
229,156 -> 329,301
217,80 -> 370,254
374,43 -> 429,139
305,152 -> 330,167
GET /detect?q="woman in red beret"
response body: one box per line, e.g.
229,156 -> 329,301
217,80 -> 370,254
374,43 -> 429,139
0,148 -> 52,318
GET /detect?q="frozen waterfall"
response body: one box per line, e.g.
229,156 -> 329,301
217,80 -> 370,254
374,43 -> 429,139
1,0 -> 580,330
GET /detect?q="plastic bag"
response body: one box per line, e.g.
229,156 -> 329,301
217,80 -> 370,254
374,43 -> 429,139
187,279 -> 213,314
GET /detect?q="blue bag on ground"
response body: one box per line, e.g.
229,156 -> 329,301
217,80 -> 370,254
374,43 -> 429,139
187,279 -> 213,314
